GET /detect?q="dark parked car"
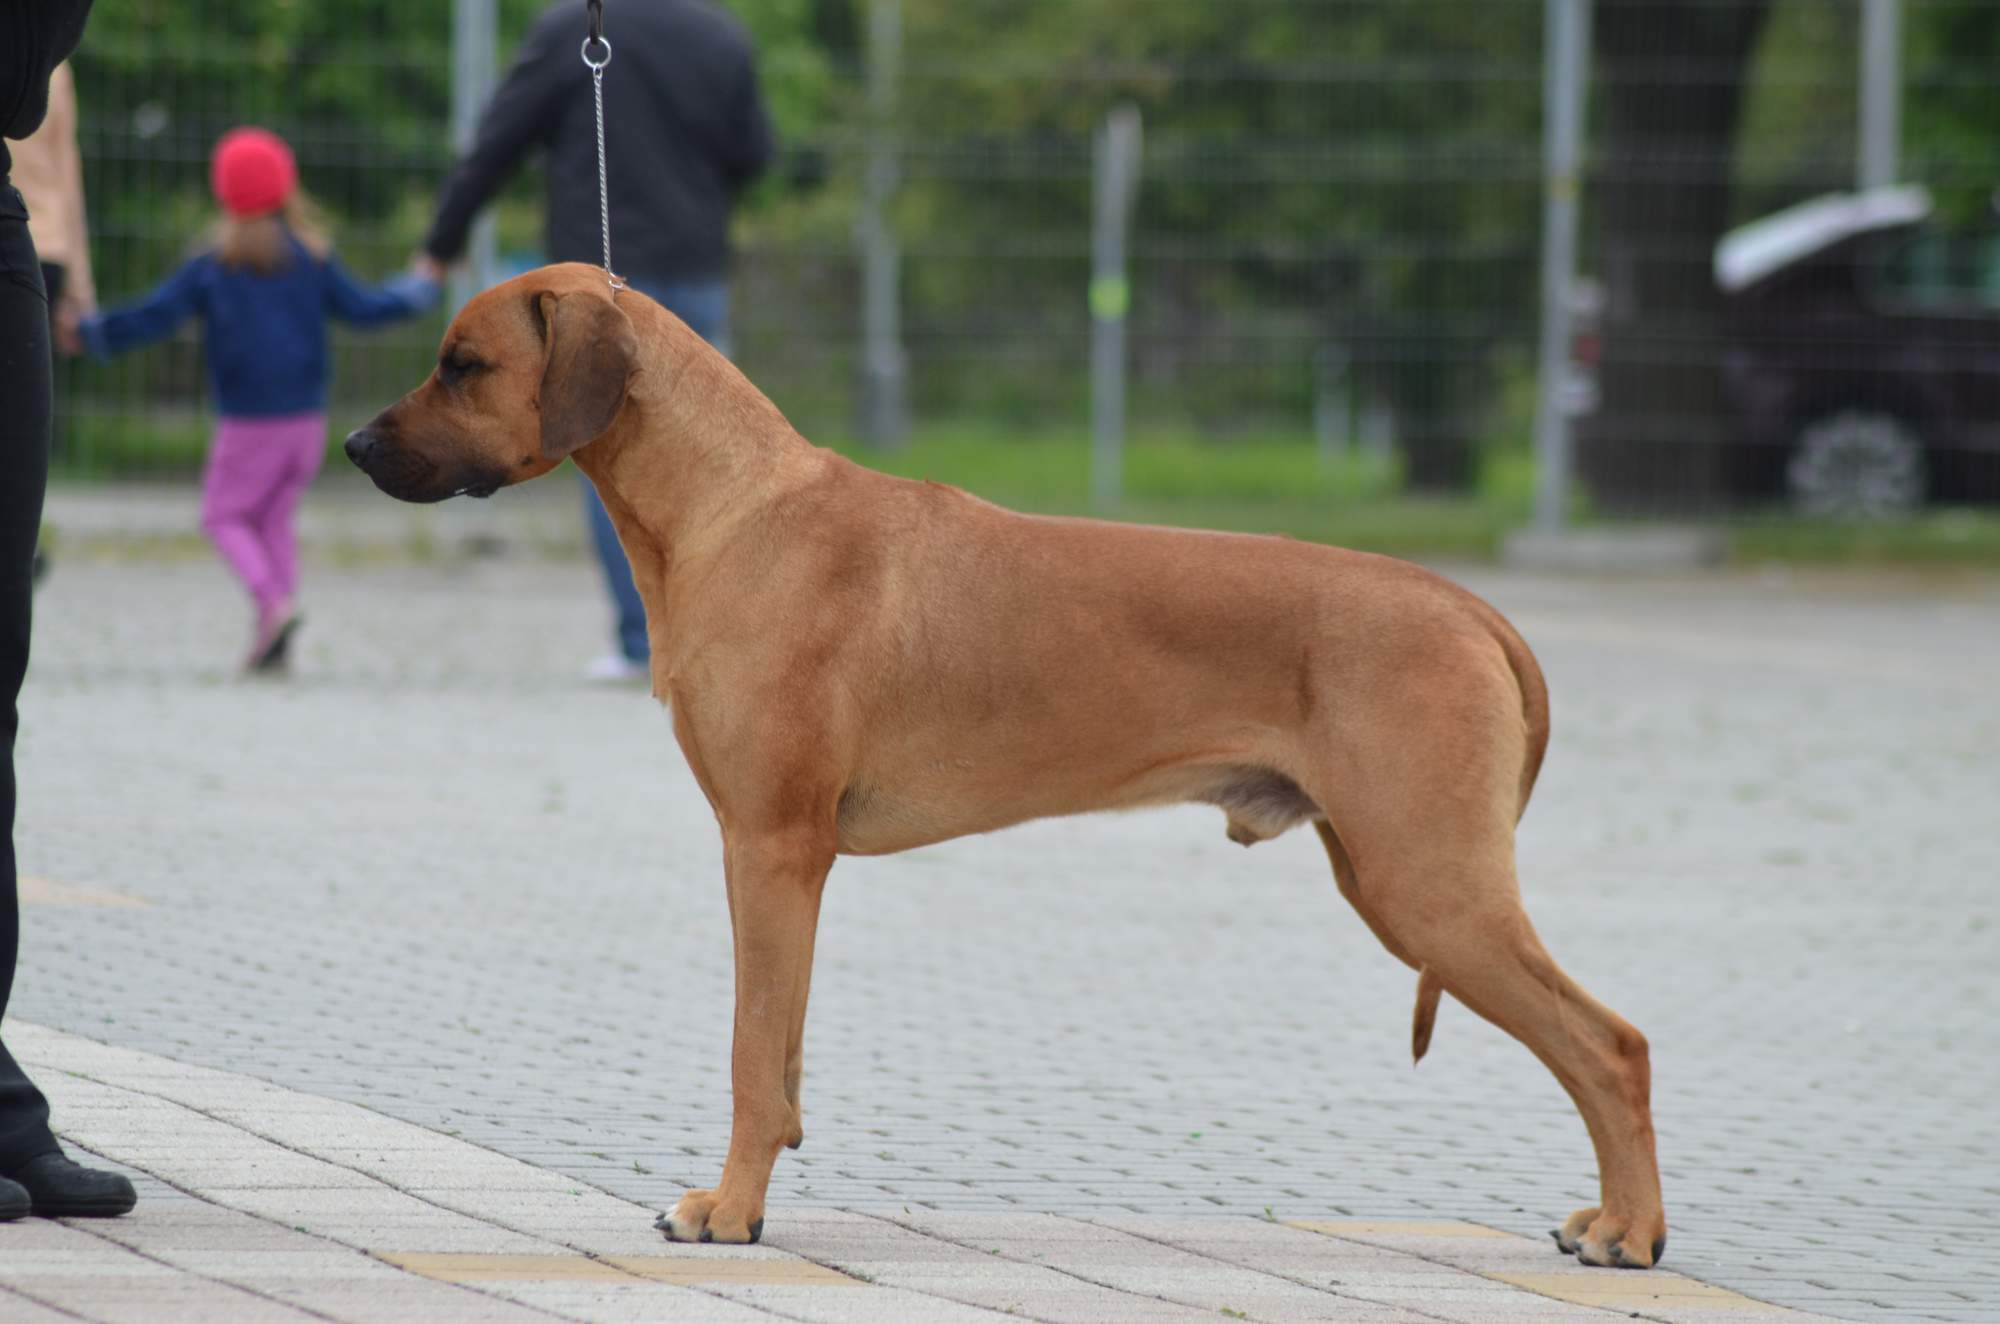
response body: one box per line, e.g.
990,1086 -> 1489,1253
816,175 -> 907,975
1717,185 -> 2000,514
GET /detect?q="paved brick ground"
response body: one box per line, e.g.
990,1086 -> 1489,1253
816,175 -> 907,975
0,1022 -> 1846,1323
10,516 -> 1997,1322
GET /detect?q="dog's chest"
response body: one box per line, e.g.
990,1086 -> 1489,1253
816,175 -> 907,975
831,777 -> 985,856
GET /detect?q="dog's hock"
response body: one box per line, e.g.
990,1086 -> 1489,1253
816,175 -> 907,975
533,288 -> 638,460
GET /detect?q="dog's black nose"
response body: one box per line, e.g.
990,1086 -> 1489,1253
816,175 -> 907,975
343,428 -> 380,468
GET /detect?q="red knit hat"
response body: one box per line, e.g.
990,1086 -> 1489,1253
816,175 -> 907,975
210,127 -> 297,218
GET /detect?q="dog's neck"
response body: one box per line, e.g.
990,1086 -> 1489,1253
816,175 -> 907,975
568,299 -> 824,611
568,304 -> 824,676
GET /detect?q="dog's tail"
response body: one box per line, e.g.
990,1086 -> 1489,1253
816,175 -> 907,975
1411,966 -> 1444,1064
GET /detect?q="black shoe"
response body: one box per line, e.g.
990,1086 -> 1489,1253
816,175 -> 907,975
0,1176 -> 27,1221
6,1153 -> 137,1217
250,612 -> 302,673
266,613 -> 300,668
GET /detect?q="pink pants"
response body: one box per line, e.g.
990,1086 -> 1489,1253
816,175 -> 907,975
199,412 -> 325,616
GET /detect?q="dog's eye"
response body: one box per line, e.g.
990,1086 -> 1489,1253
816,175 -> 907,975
437,351 -> 485,388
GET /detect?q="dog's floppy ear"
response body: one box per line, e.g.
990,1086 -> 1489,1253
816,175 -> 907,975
533,290 -> 639,460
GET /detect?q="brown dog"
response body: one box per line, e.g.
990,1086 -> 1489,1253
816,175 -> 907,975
346,263 -> 1666,1267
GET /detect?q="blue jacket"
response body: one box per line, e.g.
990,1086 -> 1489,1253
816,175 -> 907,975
81,237 -> 438,417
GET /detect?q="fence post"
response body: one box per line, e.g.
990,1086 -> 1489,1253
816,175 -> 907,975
858,0 -> 908,448
449,0 -> 498,309
1091,105 -> 1143,513
1859,0 -> 1902,190
1314,344 -> 1351,476
1532,0 -> 1590,534
1361,395 -> 1395,468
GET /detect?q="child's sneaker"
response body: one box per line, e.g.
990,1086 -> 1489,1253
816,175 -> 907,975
248,608 -> 302,673
582,652 -> 648,684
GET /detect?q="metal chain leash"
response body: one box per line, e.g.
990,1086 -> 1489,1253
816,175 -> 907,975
582,0 -> 624,290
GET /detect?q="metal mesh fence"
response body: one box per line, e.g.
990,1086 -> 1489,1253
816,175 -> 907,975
738,0 -> 1551,510
59,4 -> 470,478
45,0 -> 2000,528
1580,0 -> 2000,518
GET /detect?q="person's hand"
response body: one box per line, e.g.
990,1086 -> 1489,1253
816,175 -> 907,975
410,252 -> 446,285
52,299 -> 86,357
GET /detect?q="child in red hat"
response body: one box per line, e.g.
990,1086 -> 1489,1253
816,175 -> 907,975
78,127 -> 438,672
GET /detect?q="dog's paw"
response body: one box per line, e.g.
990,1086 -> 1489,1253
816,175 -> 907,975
1553,1207 -> 1663,1270
656,1189 -> 764,1244
1551,1206 -> 1597,1256
656,1189 -> 715,1242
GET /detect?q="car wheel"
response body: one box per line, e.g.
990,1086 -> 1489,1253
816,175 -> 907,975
1786,411 -> 1927,517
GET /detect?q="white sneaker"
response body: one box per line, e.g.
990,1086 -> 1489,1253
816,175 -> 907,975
582,653 -> 649,684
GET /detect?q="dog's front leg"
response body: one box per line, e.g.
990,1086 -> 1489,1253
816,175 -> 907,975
660,827 -> 831,1244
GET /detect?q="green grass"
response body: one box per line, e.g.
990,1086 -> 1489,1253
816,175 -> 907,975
52,412 -> 210,476
827,425 -> 2000,565
825,424 -> 1535,560
52,408 -> 378,480
1725,507 -> 2000,564
48,411 -> 2000,566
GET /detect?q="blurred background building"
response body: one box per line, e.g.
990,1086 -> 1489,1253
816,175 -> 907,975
49,0 -> 2000,550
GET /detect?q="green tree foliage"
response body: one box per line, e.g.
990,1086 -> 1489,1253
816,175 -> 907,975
877,0 -> 1546,481
1906,0 -> 2000,226
57,1 -> 2000,477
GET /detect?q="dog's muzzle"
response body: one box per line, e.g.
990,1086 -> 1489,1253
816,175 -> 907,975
345,426 -> 457,503
342,427 -> 384,470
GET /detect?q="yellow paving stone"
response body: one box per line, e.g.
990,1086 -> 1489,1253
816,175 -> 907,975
608,1257 -> 861,1286
1288,1219 -> 1515,1239
375,1252 -> 630,1283
18,875 -> 146,907
376,1251 -> 861,1287
1486,1271 -> 1784,1312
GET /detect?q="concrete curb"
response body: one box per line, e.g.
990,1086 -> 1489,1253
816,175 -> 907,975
1501,525 -> 1730,573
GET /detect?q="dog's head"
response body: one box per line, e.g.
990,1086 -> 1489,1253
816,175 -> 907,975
346,263 -> 639,503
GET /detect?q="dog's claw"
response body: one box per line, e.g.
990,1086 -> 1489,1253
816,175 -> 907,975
1601,1240 -> 1652,1270
1605,1237 -> 1664,1270
1554,1207 -> 1660,1269
1575,1236 -> 1657,1270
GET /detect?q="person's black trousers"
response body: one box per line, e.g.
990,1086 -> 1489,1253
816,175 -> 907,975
0,181 -> 61,1169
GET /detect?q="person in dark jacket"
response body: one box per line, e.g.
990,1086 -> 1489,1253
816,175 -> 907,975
1,0 -> 140,1221
80,127 -> 438,671
420,0 -> 775,682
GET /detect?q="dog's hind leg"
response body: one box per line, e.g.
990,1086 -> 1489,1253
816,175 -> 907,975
1316,819 -> 1419,970
1336,809 -> 1666,1268
660,826 -> 832,1245
1316,820 -> 1447,1062
1305,633 -> 1664,1268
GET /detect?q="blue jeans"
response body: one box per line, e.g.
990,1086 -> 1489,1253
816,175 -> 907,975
582,278 -> 731,662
